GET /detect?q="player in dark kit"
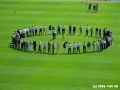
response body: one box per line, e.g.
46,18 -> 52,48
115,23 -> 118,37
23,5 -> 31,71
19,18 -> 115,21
96,4 -> 98,12
93,4 -> 96,13
88,3 -> 92,12
33,40 -> 36,51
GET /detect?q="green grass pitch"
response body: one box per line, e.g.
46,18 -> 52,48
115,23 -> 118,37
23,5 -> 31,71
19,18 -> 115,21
0,0 -> 120,90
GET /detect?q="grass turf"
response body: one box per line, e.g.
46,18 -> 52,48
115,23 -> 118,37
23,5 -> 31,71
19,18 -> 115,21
0,0 -> 120,90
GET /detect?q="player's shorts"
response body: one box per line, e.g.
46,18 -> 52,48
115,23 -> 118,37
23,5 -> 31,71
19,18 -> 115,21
40,29 -> 42,32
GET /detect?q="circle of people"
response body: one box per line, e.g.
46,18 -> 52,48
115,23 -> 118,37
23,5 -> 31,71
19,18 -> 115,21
11,24 -> 113,54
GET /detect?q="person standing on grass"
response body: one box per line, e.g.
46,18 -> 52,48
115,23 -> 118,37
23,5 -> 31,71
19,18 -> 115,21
48,25 -> 52,34
99,28 -> 102,38
12,33 -> 16,47
28,27 -> 31,37
43,41 -> 46,53
52,25 -> 55,31
25,41 -> 29,51
92,41 -> 96,52
93,4 -> 96,13
90,27 -> 93,37
28,27 -> 32,37
73,42 -> 76,54
76,42 -> 80,54
87,41 -> 91,52
35,25 -> 38,36
56,42 -> 60,54
86,25 -> 89,36
17,38 -> 20,49
43,25 -> 46,35
57,24 -> 61,35
108,36 -> 111,47
73,26 -> 76,35
96,40 -> 100,52
20,38 -> 24,50
96,4 -> 98,12
107,30 -> 110,37
52,29 -> 56,39
62,25 -> 65,34
79,25 -> 83,36
103,28 -> 105,38
103,39 -> 106,50
95,28 -> 99,38
23,40 -> 26,50
68,43 -> 71,54
105,28 -> 108,37
54,29 -> 56,39
48,41 -> 51,54
63,42 -> 67,54
25,28 -> 29,37
52,42 -> 55,54
29,40 -> 33,52
83,41 -> 86,53
33,40 -> 36,51
100,40 -> 104,51
106,36 -> 109,48
31,26 -> 34,36
39,25 -> 43,35
88,3 -> 92,12
38,41 -> 42,53
109,32 -> 113,46
69,25 -> 72,35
